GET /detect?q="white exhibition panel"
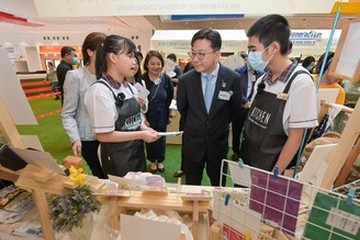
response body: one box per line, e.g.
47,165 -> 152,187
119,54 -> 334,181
151,29 -> 341,58
34,0 -> 334,17
335,21 -> 360,80
0,47 -> 37,125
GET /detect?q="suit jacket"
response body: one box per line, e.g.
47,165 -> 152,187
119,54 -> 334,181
177,64 -> 241,163
235,65 -> 264,105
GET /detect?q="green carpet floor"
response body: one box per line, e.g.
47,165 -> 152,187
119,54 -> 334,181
16,96 -> 218,185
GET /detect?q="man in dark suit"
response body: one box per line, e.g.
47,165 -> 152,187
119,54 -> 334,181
177,29 -> 241,186
231,53 -> 263,161
57,46 -> 76,105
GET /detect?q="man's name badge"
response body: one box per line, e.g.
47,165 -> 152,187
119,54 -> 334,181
276,92 -> 289,101
218,90 -> 231,101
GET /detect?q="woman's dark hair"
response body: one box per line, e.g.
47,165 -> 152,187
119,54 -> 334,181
314,51 -> 335,74
95,34 -> 136,79
191,28 -> 222,51
82,32 -> 106,66
133,54 -> 142,83
184,62 -> 194,73
247,14 -> 290,55
143,50 -> 164,73
135,51 -> 144,63
302,56 -> 316,69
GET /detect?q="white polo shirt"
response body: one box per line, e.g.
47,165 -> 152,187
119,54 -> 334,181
84,79 -> 138,133
251,65 -> 318,135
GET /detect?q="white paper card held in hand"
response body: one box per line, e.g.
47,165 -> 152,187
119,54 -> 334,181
134,82 -> 150,100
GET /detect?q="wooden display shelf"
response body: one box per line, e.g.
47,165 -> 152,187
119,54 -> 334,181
15,164 -> 68,240
104,190 -> 211,231
13,164 -> 212,240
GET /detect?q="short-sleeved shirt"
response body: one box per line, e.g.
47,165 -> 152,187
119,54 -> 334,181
84,79 -> 138,133
251,65 -> 318,135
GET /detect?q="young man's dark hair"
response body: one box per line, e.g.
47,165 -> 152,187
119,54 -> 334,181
60,46 -> 75,58
246,14 -> 290,55
167,53 -> 177,62
191,28 -> 222,51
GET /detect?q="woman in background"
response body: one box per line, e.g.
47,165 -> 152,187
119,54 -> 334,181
301,56 -> 316,73
61,32 -> 107,179
84,35 -> 159,177
142,50 -> 173,173
125,52 -> 148,113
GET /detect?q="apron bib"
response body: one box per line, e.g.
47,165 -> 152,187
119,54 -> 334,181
240,70 -> 309,171
96,80 -> 146,177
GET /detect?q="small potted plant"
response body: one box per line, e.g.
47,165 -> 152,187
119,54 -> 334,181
50,166 -> 101,239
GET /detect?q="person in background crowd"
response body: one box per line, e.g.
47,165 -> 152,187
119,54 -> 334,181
135,51 -> 144,73
71,54 -> 81,69
45,62 -> 59,100
125,52 -> 148,113
61,32 -> 107,179
84,35 -> 159,177
314,51 -> 345,105
239,14 -> 318,173
57,46 -> 76,105
142,50 -> 174,174
302,56 -> 316,73
177,28 -> 241,186
166,53 -> 183,86
173,60 -> 194,178
232,53 -> 264,161
183,61 -> 194,73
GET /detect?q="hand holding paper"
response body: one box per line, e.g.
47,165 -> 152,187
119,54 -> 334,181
134,83 -> 150,100
158,131 -> 183,137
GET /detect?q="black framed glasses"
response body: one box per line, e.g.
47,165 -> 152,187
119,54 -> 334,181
187,51 -> 215,60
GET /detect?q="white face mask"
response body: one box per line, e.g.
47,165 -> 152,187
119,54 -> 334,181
248,47 -> 273,72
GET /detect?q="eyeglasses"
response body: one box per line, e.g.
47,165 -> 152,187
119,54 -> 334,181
187,51 -> 215,60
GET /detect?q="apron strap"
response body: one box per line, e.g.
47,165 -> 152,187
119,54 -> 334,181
283,70 -> 311,94
93,81 -> 125,107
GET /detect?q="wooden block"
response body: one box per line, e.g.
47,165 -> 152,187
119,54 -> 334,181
62,155 -> 83,169
208,222 -> 222,240
272,229 -> 290,240
31,168 -> 57,182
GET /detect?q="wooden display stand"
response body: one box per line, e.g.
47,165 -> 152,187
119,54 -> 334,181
15,164 -> 68,240
102,190 -> 211,239
0,96 -> 26,149
320,99 -> 360,189
105,190 -> 210,227
0,96 -> 27,183
316,18 -> 360,188
12,164 -> 211,240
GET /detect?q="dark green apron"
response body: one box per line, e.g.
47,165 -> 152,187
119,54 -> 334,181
240,70 -> 308,171
96,81 -> 146,177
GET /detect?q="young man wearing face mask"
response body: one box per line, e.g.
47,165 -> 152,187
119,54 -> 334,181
239,14 -> 318,173
57,46 -> 76,105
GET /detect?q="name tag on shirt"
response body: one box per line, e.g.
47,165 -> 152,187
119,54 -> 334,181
218,90 -> 231,101
276,92 -> 289,101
